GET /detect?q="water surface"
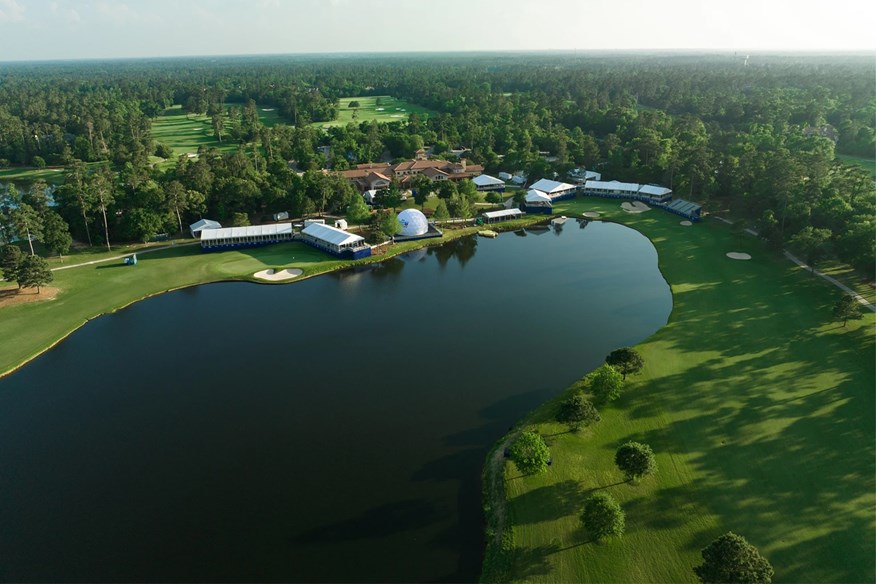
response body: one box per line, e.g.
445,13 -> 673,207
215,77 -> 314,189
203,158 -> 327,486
0,221 -> 671,582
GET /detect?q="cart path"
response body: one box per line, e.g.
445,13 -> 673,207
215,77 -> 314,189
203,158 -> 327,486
712,216 -> 875,312
51,242 -> 200,272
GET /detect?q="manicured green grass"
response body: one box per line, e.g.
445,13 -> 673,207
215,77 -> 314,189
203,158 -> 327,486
489,199 -> 875,583
311,95 -> 437,128
837,154 -> 876,178
151,105 -> 239,161
0,166 -> 69,185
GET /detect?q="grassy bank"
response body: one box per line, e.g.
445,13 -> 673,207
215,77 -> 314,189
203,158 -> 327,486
483,199 -> 875,583
837,154 -> 876,178
0,216 -> 539,378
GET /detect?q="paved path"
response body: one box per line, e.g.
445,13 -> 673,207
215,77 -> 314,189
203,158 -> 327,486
51,242 -> 199,272
712,216 -> 875,312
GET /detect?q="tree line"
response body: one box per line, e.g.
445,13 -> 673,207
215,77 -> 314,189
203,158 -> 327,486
0,54 -> 872,275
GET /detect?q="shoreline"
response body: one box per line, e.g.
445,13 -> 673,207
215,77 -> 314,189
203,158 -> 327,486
0,215 -> 550,380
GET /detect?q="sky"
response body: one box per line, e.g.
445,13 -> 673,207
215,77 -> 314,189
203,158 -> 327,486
0,0 -> 874,61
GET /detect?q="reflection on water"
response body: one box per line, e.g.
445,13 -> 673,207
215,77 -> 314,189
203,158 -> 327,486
0,222 -> 671,582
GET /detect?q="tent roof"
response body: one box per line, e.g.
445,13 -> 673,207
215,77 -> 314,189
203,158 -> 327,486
525,189 -> 552,203
586,180 -> 641,192
472,174 -> 505,187
638,184 -> 672,196
301,222 -> 365,246
483,208 -> 523,219
190,219 -> 221,231
200,223 -> 293,241
529,178 -> 577,194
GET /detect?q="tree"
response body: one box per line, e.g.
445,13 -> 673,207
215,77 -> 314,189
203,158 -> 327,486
231,212 -> 250,227
433,199 -> 450,221
605,347 -> 644,380
348,100 -> 361,109
42,211 -> 72,257
581,492 -> 625,541
412,175 -> 432,208
446,194 -> 473,219
164,181 -> 205,235
615,441 -> 658,481
694,532 -> 774,584
11,203 -> 43,256
17,254 -> 53,293
789,226 -> 832,270
0,244 -> 23,286
377,209 -> 402,238
833,294 -> 862,327
154,142 -> 174,159
377,180 -> 404,211
346,192 -> 371,224
508,431 -> 551,475
556,393 -> 600,432
590,364 -> 624,403
90,167 -> 116,251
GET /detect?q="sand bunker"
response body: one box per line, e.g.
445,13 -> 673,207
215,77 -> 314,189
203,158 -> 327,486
583,211 -> 601,218
254,268 -> 303,281
726,252 -> 752,260
680,220 -> 693,226
261,108 -> 275,112
621,201 -> 651,213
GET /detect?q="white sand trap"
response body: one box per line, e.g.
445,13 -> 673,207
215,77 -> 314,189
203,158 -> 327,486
726,252 -> 752,260
254,268 -> 303,281
261,108 -> 275,112
680,220 -> 693,226
583,211 -> 601,218
621,201 -> 651,213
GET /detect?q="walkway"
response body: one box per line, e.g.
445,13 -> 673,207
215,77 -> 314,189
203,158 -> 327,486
51,242 -> 199,272
713,216 -> 875,312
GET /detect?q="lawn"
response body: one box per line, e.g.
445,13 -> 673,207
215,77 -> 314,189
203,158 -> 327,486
311,95 -> 437,129
486,199 -> 875,583
150,105 -> 240,162
837,154 -> 876,178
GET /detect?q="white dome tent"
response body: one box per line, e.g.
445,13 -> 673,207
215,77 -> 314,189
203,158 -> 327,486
396,209 -> 429,237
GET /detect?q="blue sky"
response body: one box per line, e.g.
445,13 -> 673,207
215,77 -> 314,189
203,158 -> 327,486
1,0 -> 874,61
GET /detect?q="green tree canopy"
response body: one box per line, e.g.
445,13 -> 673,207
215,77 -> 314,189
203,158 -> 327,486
346,192 -> 371,224
556,393 -> 600,432
615,441 -> 658,481
694,532 -> 774,584
0,244 -> 24,286
508,431 -> 551,475
42,211 -> 73,257
832,294 -> 862,327
433,199 -> 450,221
590,364 -> 624,403
605,347 -> 645,380
581,492 -> 625,541
17,254 -> 53,293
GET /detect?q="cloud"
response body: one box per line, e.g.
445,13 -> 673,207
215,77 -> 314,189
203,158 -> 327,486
50,1 -> 82,23
0,0 -> 25,23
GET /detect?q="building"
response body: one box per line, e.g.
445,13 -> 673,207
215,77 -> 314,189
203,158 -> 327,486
637,184 -> 673,204
528,178 -> 579,201
582,180 -> 642,198
583,180 -> 673,203
472,174 -> 506,192
301,222 -> 372,259
498,171 -> 513,181
523,189 -> 553,214
664,199 -> 703,221
397,209 -> 429,237
200,224 -> 293,252
394,208 -> 443,242
338,158 -> 484,192
482,208 -> 524,223
189,218 -> 222,238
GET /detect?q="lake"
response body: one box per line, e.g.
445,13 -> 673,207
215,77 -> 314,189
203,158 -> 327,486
0,220 -> 672,582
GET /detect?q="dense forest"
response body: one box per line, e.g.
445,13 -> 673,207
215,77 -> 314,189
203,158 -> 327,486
0,53 -> 873,275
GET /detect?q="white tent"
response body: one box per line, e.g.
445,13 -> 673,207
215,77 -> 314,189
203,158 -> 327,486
189,219 -> 221,238
472,174 -> 505,189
